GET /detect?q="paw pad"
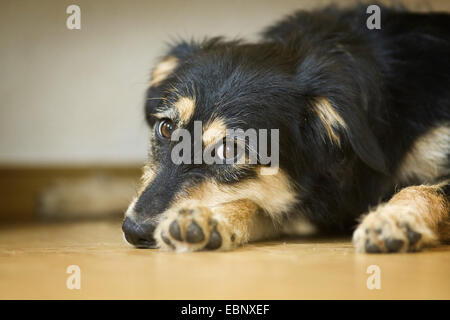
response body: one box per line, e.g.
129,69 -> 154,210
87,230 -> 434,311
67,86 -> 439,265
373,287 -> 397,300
384,238 -> 404,252
169,220 -> 182,241
205,228 -> 222,250
353,206 -> 432,253
364,240 -> 382,253
157,206 -> 231,252
404,224 -> 422,245
185,221 -> 205,243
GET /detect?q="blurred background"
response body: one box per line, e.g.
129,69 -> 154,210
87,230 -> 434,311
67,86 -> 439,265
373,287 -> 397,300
1,0 -> 449,224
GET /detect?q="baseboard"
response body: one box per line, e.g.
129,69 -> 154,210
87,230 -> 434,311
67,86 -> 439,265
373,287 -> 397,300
0,166 -> 141,223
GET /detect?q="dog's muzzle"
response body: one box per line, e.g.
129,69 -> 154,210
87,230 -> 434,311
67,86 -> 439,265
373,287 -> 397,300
122,216 -> 157,248
122,164 -> 197,248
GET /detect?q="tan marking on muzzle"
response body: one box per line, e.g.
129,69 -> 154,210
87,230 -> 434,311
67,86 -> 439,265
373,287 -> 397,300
170,168 -> 297,223
126,163 -> 158,219
137,164 -> 157,195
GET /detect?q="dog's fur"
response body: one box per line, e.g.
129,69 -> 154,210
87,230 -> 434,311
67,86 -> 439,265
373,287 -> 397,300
122,5 -> 450,253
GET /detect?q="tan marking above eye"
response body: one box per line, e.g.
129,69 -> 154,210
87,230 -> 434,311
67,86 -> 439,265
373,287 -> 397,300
152,109 -> 177,121
174,97 -> 196,124
149,56 -> 179,87
313,97 -> 347,145
203,117 -> 227,147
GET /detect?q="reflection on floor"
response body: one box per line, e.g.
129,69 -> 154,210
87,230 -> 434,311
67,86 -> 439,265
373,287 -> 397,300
0,220 -> 449,299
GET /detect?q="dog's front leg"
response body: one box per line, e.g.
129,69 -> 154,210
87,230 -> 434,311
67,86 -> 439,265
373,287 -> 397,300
154,199 -> 278,252
353,181 -> 450,253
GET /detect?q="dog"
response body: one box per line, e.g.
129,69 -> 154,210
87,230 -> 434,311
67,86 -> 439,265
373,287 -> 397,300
122,4 -> 450,253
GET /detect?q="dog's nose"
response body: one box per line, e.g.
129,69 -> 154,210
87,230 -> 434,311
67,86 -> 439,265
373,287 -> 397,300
122,217 -> 156,248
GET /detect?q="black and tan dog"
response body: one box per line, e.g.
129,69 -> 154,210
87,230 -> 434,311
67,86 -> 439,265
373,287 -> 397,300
122,5 -> 450,253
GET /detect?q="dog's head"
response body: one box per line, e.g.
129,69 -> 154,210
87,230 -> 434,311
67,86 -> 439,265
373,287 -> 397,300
122,37 -> 387,247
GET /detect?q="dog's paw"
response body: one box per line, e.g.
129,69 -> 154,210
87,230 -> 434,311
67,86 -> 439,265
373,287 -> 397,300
154,203 -> 235,252
353,203 -> 437,253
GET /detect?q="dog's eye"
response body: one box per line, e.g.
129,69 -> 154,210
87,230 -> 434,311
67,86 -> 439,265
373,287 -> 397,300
157,119 -> 175,139
216,140 -> 242,161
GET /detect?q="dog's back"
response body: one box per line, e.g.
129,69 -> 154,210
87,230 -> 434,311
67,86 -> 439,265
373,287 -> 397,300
264,5 -> 450,186
263,6 -> 449,226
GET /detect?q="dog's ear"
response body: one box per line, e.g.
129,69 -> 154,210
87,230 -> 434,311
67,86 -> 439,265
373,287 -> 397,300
309,96 -> 387,174
145,43 -> 193,124
145,38 -> 224,124
296,44 -> 388,174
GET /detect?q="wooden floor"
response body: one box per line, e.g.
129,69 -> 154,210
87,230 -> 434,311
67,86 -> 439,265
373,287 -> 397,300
0,220 -> 449,300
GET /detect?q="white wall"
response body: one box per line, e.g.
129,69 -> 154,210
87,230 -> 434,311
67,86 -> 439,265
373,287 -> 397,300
1,0 -> 448,166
